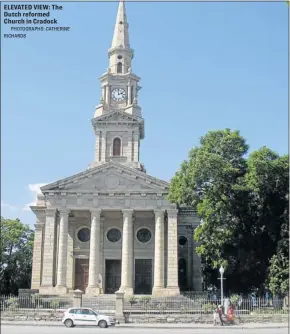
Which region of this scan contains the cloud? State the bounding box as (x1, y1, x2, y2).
(1, 200, 18, 211)
(22, 183, 48, 211)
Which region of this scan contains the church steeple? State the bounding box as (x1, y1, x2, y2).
(89, 1, 145, 171)
(108, 0, 133, 75)
(111, 1, 130, 49)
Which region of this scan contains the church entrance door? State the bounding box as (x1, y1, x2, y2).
(178, 258, 188, 291)
(134, 259, 152, 294)
(105, 260, 121, 294)
(74, 258, 89, 292)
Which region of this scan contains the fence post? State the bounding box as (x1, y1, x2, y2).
(73, 289, 83, 307)
(115, 292, 125, 323)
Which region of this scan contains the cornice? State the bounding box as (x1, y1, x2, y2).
(44, 191, 169, 197)
(41, 161, 170, 193)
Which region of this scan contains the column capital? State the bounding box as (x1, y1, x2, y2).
(46, 208, 57, 217)
(58, 208, 71, 216)
(167, 209, 178, 218)
(154, 209, 165, 219)
(122, 209, 134, 218)
(34, 223, 45, 230)
(90, 209, 102, 217)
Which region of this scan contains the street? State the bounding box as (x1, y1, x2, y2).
(1, 326, 288, 334)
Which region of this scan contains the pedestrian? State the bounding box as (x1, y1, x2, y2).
(227, 303, 235, 323)
(218, 304, 224, 326)
(213, 303, 218, 326)
(251, 293, 257, 307)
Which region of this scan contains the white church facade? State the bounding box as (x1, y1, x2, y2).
(30, 1, 202, 296)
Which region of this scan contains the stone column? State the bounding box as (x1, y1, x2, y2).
(99, 216, 105, 293)
(118, 209, 134, 295)
(94, 131, 101, 162)
(31, 220, 45, 289)
(166, 209, 180, 296)
(127, 131, 133, 162)
(66, 217, 75, 290)
(106, 85, 110, 105)
(127, 83, 131, 106)
(152, 210, 166, 296)
(40, 209, 57, 294)
(55, 209, 70, 293)
(101, 131, 107, 162)
(86, 209, 101, 295)
(133, 131, 139, 162)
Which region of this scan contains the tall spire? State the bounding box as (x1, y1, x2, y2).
(111, 1, 130, 49)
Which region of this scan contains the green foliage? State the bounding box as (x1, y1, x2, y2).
(50, 299, 60, 310)
(230, 294, 240, 306)
(0, 217, 34, 295)
(202, 302, 215, 313)
(168, 129, 289, 294)
(268, 254, 289, 296)
(6, 297, 19, 311)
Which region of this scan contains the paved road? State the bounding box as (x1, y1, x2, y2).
(1, 326, 288, 334)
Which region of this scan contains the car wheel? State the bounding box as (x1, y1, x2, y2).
(98, 320, 108, 328)
(64, 319, 74, 328)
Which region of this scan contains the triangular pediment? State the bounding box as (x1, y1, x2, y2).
(93, 110, 143, 124)
(41, 162, 169, 195)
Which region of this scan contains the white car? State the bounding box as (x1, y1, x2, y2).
(62, 307, 115, 328)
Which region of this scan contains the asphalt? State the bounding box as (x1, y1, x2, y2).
(1, 321, 288, 329)
(1, 324, 289, 334)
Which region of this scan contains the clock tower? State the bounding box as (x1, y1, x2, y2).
(89, 1, 145, 171)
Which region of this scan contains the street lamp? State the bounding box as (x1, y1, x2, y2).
(219, 266, 225, 306)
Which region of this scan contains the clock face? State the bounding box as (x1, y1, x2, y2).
(111, 88, 126, 102)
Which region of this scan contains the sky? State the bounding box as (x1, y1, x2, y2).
(1, 1, 288, 227)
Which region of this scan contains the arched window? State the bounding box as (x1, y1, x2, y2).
(117, 62, 122, 73)
(113, 137, 121, 156)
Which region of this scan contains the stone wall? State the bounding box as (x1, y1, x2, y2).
(124, 313, 289, 324)
(1, 310, 288, 324)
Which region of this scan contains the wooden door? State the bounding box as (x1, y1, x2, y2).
(74, 258, 89, 292)
(105, 260, 121, 294)
(134, 259, 152, 294)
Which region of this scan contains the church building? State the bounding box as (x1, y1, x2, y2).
(30, 1, 202, 296)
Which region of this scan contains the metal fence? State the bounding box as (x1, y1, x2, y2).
(82, 296, 116, 315)
(0, 294, 288, 318)
(0, 295, 74, 313)
(123, 296, 289, 315)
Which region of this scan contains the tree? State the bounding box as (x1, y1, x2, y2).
(0, 217, 34, 295)
(268, 253, 289, 297)
(168, 129, 289, 294)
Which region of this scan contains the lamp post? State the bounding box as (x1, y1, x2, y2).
(219, 266, 225, 306)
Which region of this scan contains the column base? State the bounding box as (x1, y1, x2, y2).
(85, 286, 101, 296)
(117, 287, 134, 296)
(39, 286, 58, 295)
(152, 287, 167, 297)
(54, 286, 69, 294)
(165, 286, 180, 296)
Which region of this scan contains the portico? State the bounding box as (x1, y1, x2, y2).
(32, 184, 180, 297)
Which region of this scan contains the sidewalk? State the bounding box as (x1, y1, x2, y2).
(1, 320, 288, 329)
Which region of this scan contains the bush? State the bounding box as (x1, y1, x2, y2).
(50, 299, 60, 310)
(6, 297, 19, 311)
(202, 302, 215, 313)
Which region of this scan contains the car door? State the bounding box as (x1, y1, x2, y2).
(81, 309, 98, 325)
(71, 308, 83, 325)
